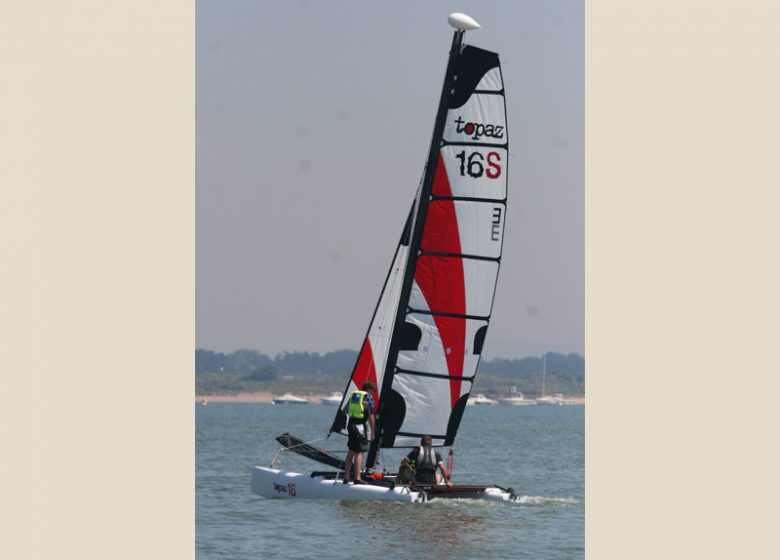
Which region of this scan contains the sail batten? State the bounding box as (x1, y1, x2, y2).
(419, 252, 501, 262)
(442, 141, 509, 147)
(394, 369, 478, 382)
(432, 196, 508, 203)
(406, 309, 491, 321)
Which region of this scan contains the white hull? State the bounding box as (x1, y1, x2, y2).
(251, 466, 423, 502)
(467, 393, 498, 406)
(535, 395, 581, 406)
(499, 397, 537, 406)
(251, 466, 517, 502)
(272, 393, 310, 405)
(320, 392, 343, 405)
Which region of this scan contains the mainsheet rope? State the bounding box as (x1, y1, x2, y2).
(268, 434, 330, 467)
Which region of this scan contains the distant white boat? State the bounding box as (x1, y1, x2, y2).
(536, 393, 580, 406)
(535, 353, 555, 405)
(272, 393, 310, 405)
(320, 392, 343, 406)
(499, 388, 536, 406)
(467, 393, 498, 406)
(555, 394, 580, 406)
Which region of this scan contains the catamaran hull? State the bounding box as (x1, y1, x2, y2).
(251, 466, 517, 502)
(251, 467, 424, 502)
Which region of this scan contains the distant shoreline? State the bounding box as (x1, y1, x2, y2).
(195, 393, 585, 405)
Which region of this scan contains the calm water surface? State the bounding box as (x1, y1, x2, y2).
(196, 403, 583, 560)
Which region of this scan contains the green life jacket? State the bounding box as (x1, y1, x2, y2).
(347, 390, 368, 420)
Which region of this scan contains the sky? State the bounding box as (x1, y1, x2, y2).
(196, 0, 583, 359)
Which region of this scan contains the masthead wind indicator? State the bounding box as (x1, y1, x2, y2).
(448, 13, 480, 31)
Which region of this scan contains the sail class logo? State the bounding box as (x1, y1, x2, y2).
(272, 482, 297, 496)
(454, 117, 504, 140)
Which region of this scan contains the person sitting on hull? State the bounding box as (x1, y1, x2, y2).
(399, 435, 453, 487)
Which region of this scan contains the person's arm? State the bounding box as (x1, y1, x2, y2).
(368, 412, 376, 440)
(438, 461, 453, 487)
(400, 448, 415, 467)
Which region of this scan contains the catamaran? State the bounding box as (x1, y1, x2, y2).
(252, 13, 514, 502)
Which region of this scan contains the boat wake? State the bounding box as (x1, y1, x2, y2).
(515, 495, 580, 506)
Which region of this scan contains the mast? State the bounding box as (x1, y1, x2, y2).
(367, 17, 477, 469)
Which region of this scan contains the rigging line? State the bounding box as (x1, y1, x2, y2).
(268, 446, 283, 468)
(278, 435, 330, 452)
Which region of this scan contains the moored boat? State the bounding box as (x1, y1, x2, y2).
(499, 395, 537, 406)
(467, 393, 498, 405)
(319, 392, 343, 406)
(272, 393, 310, 405)
(499, 386, 537, 405)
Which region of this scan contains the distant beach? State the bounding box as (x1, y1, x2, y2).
(195, 393, 585, 405)
(197, 392, 273, 403)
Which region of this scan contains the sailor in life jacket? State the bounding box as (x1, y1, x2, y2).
(399, 435, 453, 487)
(340, 381, 376, 484)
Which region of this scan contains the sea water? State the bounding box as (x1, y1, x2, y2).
(196, 403, 584, 560)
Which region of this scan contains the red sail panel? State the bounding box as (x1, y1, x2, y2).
(422, 155, 460, 253)
(351, 338, 379, 410)
(431, 150, 453, 198)
(415, 154, 466, 408)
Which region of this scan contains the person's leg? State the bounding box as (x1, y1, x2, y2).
(344, 450, 355, 481)
(353, 452, 363, 481)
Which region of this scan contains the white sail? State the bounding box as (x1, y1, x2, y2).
(373, 43, 508, 451)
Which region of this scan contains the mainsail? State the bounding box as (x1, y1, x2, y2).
(331, 29, 507, 467)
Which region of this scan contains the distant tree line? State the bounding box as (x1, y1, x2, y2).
(196, 349, 361, 378)
(196, 348, 584, 390)
(478, 352, 584, 377)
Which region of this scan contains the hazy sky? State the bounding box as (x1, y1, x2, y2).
(196, 0, 583, 359)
